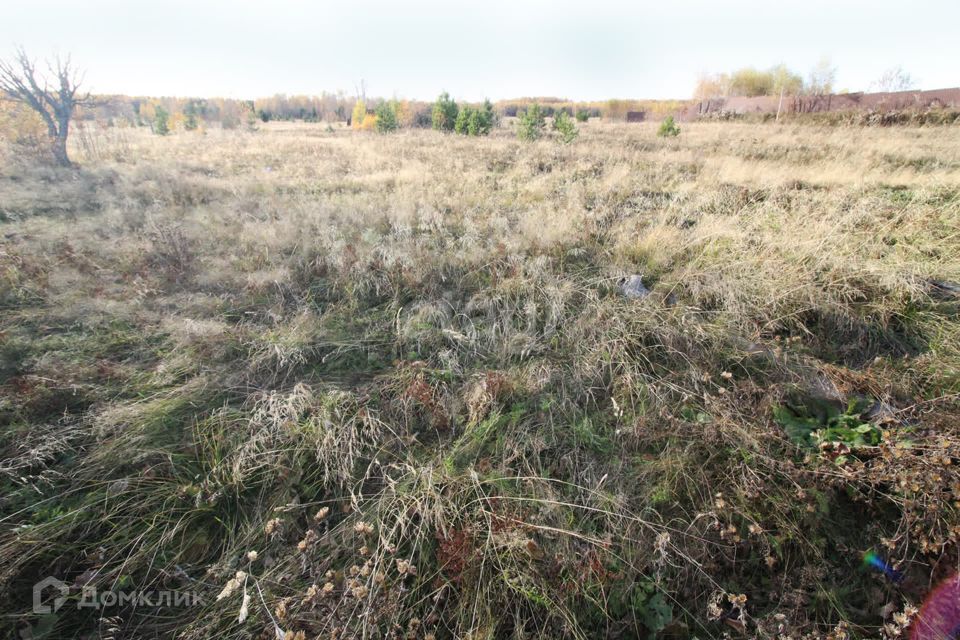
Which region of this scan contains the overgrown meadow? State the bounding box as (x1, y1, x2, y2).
(1, 119, 959, 639)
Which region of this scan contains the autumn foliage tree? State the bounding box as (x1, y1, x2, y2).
(0, 48, 90, 166)
(694, 64, 804, 99)
(351, 100, 366, 130)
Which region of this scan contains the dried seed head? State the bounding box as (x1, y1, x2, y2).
(216, 571, 247, 601)
(354, 521, 375, 535)
(302, 584, 319, 604)
(264, 518, 282, 537)
(351, 585, 369, 599)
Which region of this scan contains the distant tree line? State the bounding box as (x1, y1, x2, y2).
(495, 97, 687, 122)
(71, 96, 259, 132)
(254, 93, 353, 123)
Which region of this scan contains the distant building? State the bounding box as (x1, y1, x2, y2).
(626, 111, 646, 122)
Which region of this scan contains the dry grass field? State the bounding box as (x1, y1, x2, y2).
(1, 119, 959, 639)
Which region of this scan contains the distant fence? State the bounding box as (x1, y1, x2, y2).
(676, 87, 960, 121)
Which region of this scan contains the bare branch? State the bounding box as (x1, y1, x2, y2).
(0, 47, 86, 166)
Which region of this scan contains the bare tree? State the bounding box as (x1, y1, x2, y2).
(0, 48, 90, 166)
(874, 66, 917, 93)
(806, 57, 837, 96)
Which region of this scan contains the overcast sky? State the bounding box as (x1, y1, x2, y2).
(4, 0, 958, 101)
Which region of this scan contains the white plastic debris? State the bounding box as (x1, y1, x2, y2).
(619, 275, 650, 299)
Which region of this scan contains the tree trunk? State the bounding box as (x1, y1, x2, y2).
(52, 117, 71, 167)
(51, 135, 70, 166)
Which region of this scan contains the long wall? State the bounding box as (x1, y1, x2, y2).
(676, 87, 960, 121)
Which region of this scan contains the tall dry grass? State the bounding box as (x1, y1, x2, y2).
(0, 119, 958, 639)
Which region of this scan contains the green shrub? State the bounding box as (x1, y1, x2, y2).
(375, 101, 399, 133)
(553, 110, 578, 144)
(575, 108, 590, 123)
(451, 99, 496, 136)
(657, 115, 680, 137)
(184, 103, 199, 131)
(517, 103, 545, 141)
(154, 106, 169, 136)
(432, 91, 458, 132)
(467, 109, 482, 135)
(454, 105, 472, 135)
(245, 109, 259, 131)
(478, 99, 496, 134)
